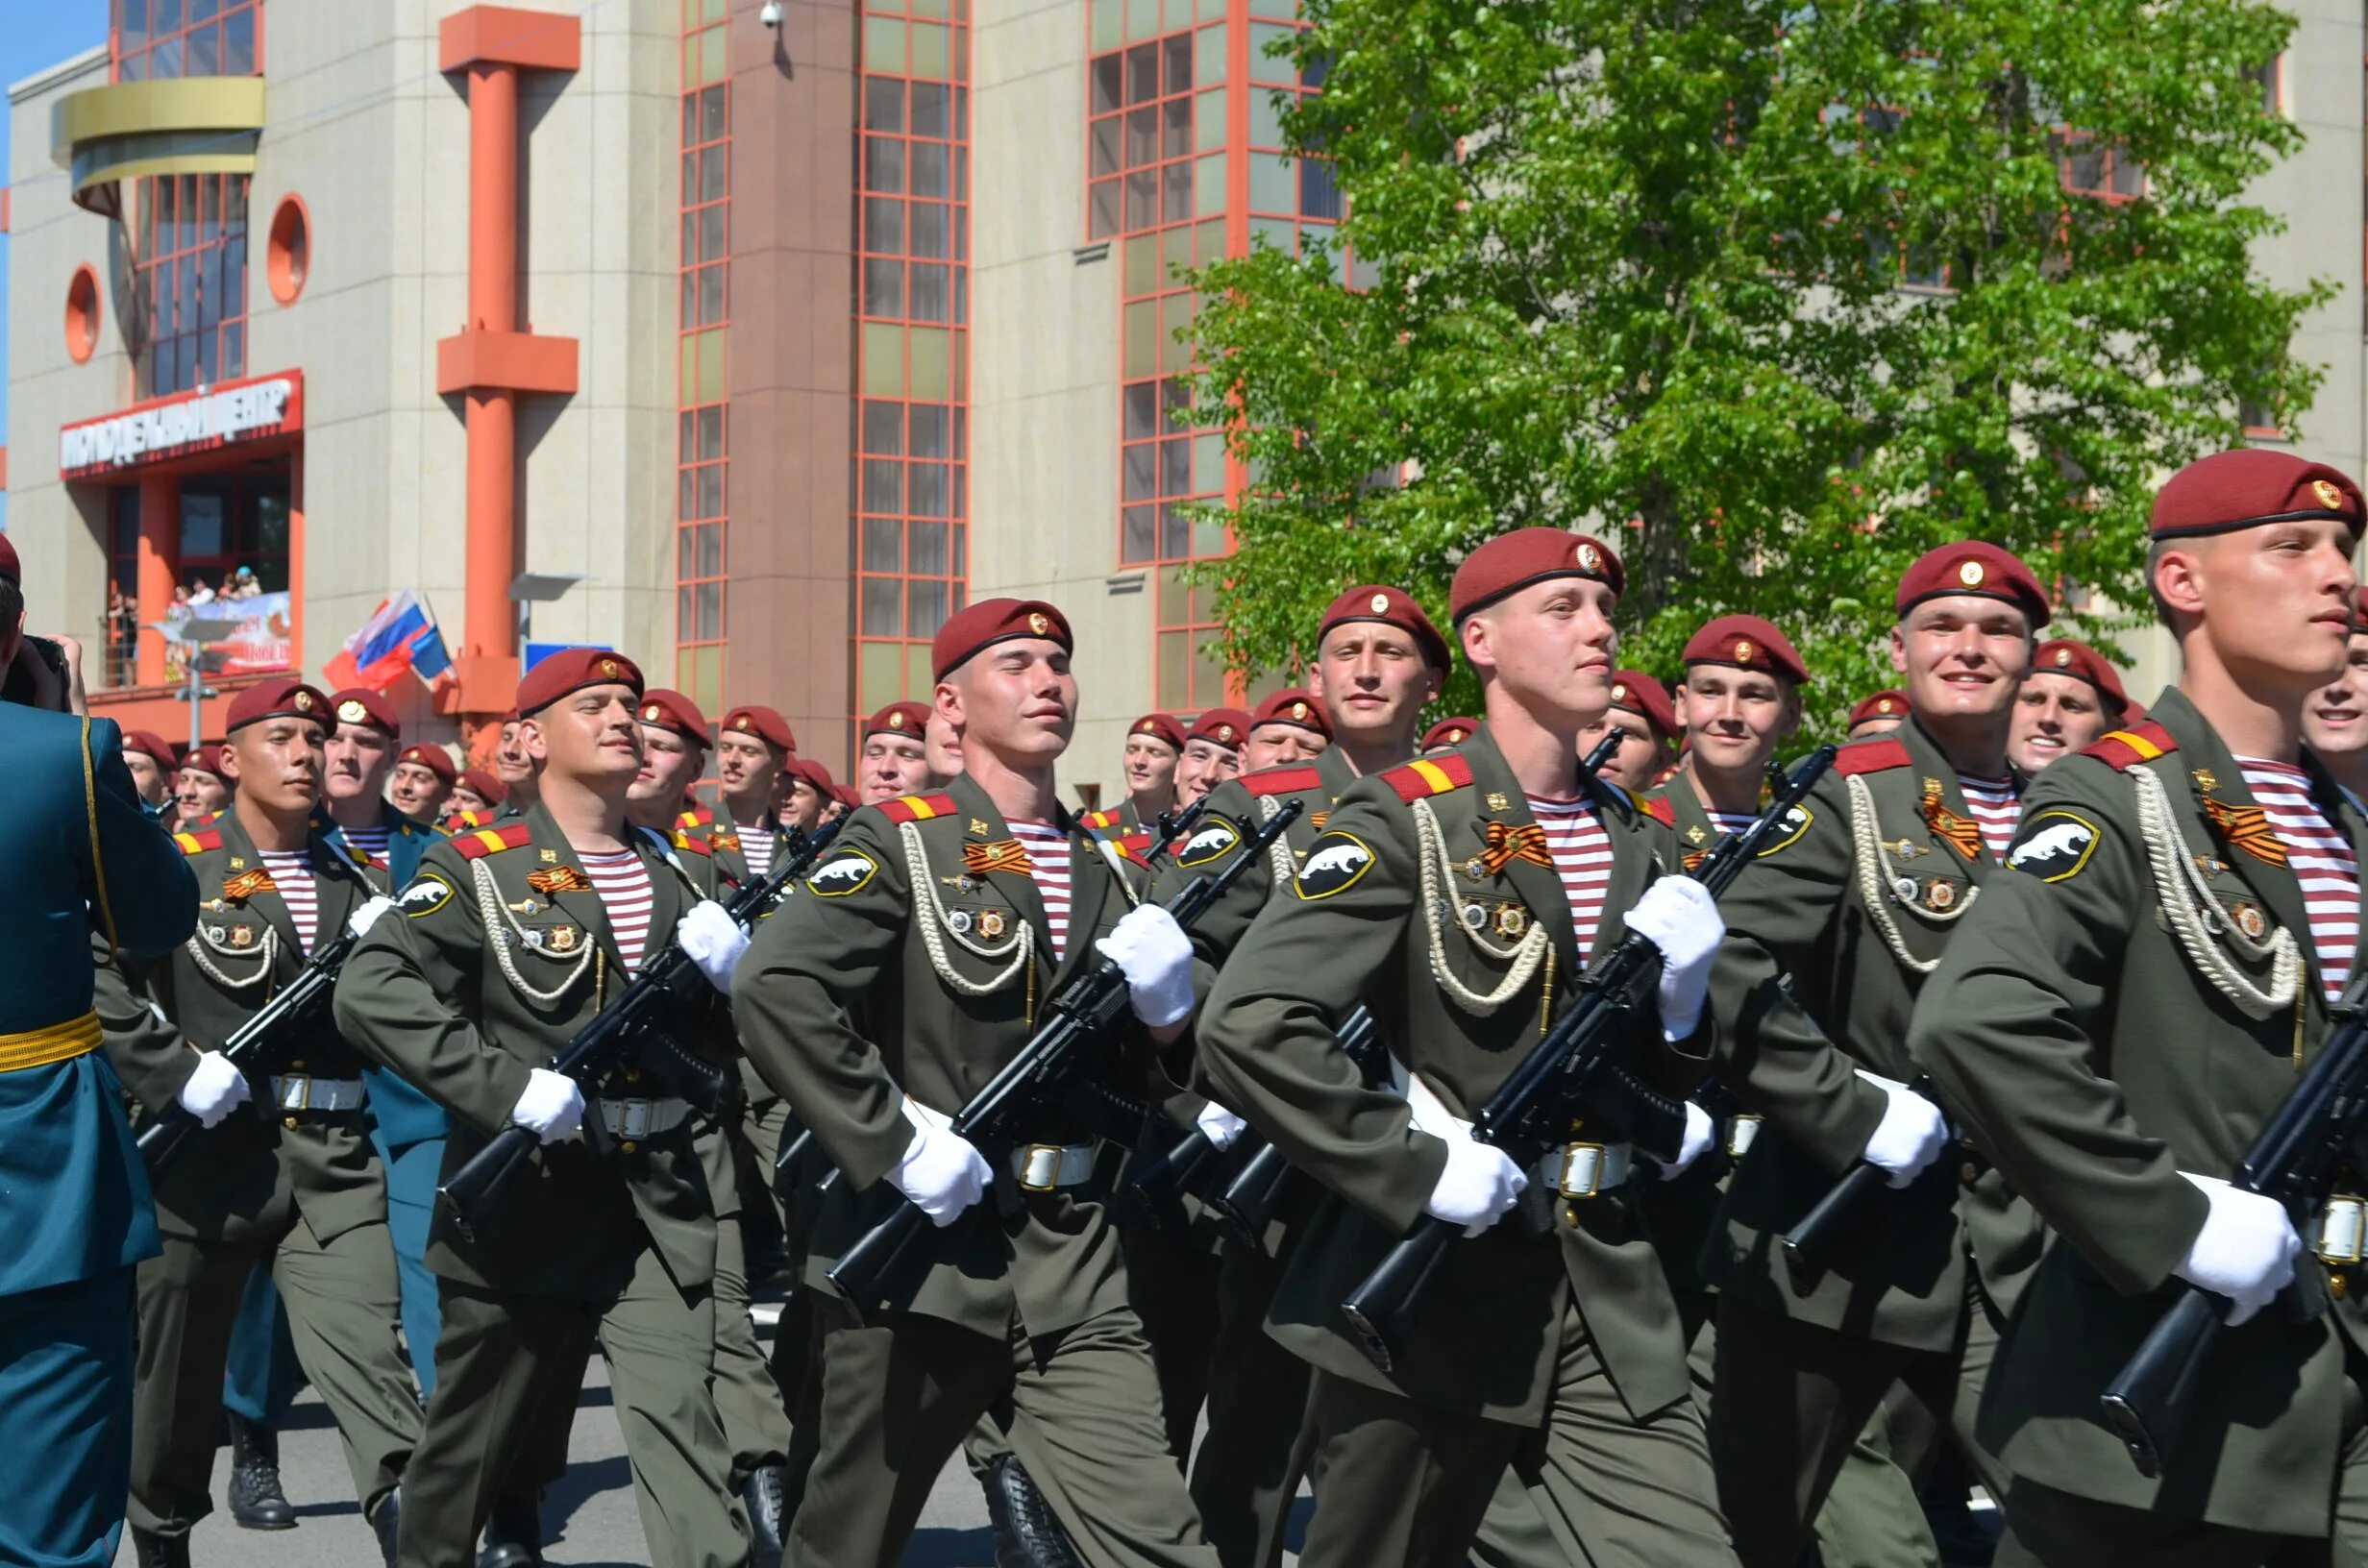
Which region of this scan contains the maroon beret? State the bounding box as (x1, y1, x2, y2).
(516, 649, 643, 718)
(1422, 716, 1480, 750)
(792, 757, 836, 792)
(1606, 671, 1677, 743)
(931, 597, 1073, 681)
(329, 687, 399, 738)
(1187, 707, 1252, 751)
(721, 704, 795, 754)
(121, 729, 176, 770)
(1848, 689, 1909, 729)
(1450, 528, 1624, 625)
(456, 768, 506, 805)
(636, 688, 711, 747)
(832, 784, 859, 807)
(181, 745, 227, 781)
(1126, 712, 1186, 751)
(396, 744, 458, 785)
(864, 700, 932, 741)
(2030, 640, 2130, 713)
(225, 677, 333, 734)
(0, 534, 19, 585)
(1682, 614, 1810, 685)
(2356, 587, 2368, 630)
(1894, 542, 2051, 629)
(1318, 584, 1452, 671)
(2152, 449, 2365, 541)
(1251, 688, 1332, 739)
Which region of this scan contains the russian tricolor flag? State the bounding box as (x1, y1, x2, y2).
(323, 590, 453, 693)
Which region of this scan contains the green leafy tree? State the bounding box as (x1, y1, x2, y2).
(1182, 0, 2325, 724)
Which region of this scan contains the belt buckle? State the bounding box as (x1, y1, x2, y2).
(617, 1098, 654, 1140)
(2318, 1195, 2367, 1265)
(1018, 1144, 1065, 1193)
(278, 1074, 311, 1112)
(1726, 1114, 1762, 1160)
(1557, 1142, 1607, 1200)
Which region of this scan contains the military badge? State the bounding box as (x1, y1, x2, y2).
(399, 874, 456, 917)
(231, 924, 257, 948)
(2314, 478, 2346, 511)
(1462, 902, 1488, 930)
(337, 698, 368, 723)
(528, 867, 595, 895)
(1486, 793, 1509, 814)
(1957, 559, 1986, 587)
(2006, 810, 2100, 883)
(1295, 832, 1375, 900)
(948, 910, 974, 935)
(977, 909, 1007, 941)
(206, 924, 228, 943)
(2231, 903, 2269, 942)
(1894, 876, 1921, 904)
(1756, 803, 1814, 858)
(549, 926, 580, 953)
(1924, 879, 1958, 912)
(1369, 592, 1391, 614)
(1495, 905, 1528, 939)
(1028, 612, 1050, 636)
(1175, 817, 1242, 869)
(808, 848, 880, 897)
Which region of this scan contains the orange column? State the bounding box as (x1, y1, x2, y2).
(136, 473, 179, 687)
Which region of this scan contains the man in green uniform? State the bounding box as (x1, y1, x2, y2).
(1241, 689, 1331, 772)
(1846, 691, 1909, 742)
(101, 679, 422, 1567)
(1912, 449, 2368, 1564)
(174, 746, 232, 827)
(387, 743, 457, 825)
(1198, 527, 1734, 1568)
(1146, 583, 1448, 1568)
(2007, 640, 2130, 776)
(1583, 672, 1677, 793)
(123, 728, 178, 818)
(1702, 543, 2053, 1568)
(1177, 708, 1251, 805)
(333, 649, 752, 1568)
(856, 699, 936, 805)
(732, 598, 1222, 1568)
(1421, 717, 1480, 755)
(1121, 713, 1186, 832)
(2306, 590, 2368, 804)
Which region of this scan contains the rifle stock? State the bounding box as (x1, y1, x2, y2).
(1339, 747, 1837, 1374)
(438, 820, 840, 1244)
(1778, 1073, 1939, 1266)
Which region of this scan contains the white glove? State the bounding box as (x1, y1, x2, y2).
(177, 1051, 251, 1128)
(1648, 1100, 1716, 1182)
(1423, 1135, 1529, 1237)
(347, 895, 395, 939)
(2173, 1173, 2299, 1327)
(1856, 1069, 1947, 1188)
(890, 1108, 993, 1227)
(1195, 1101, 1247, 1151)
(509, 1067, 585, 1145)
(677, 900, 752, 995)
(1624, 876, 1724, 1039)
(1095, 904, 1196, 1029)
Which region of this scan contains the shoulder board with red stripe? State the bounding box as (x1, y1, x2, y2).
(1834, 738, 1912, 777)
(1117, 831, 1155, 866)
(877, 792, 960, 825)
(173, 828, 222, 857)
(670, 828, 713, 857)
(1079, 806, 1124, 831)
(1245, 764, 1324, 797)
(2081, 722, 2178, 772)
(1381, 753, 1474, 802)
(438, 809, 489, 835)
(676, 804, 715, 829)
(1642, 795, 1676, 827)
(451, 822, 535, 860)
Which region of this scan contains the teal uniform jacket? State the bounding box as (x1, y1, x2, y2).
(0, 708, 197, 1297)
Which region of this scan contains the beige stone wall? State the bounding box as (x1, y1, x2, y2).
(971, 0, 1147, 807)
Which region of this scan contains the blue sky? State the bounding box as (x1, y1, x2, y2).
(0, 4, 109, 528)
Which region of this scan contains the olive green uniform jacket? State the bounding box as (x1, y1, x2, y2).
(1910, 688, 2368, 1537)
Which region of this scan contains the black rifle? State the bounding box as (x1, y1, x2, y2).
(439, 821, 840, 1243)
(773, 798, 1214, 1188)
(1779, 1073, 1944, 1267)
(1130, 733, 1628, 1220)
(1202, 1004, 1384, 1246)
(825, 799, 1304, 1321)
(2099, 968, 2368, 1478)
(136, 928, 362, 1177)
(1339, 745, 1838, 1374)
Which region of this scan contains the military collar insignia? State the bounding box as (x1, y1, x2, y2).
(971, 819, 991, 836)
(1485, 792, 1510, 814)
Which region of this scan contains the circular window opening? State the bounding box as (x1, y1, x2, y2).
(64, 265, 100, 364)
(267, 195, 310, 306)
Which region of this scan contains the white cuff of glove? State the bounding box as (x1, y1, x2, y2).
(2173, 1172, 2299, 1327)
(1855, 1069, 1947, 1188)
(891, 1100, 992, 1226)
(509, 1066, 585, 1145)
(1648, 1101, 1716, 1182)
(677, 899, 752, 995)
(347, 895, 395, 939)
(1623, 876, 1724, 1040)
(1095, 904, 1196, 1029)
(1194, 1101, 1247, 1151)
(177, 1050, 251, 1128)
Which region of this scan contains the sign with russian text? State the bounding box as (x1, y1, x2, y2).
(59, 371, 305, 478)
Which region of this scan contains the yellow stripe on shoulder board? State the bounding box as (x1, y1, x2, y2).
(174, 832, 202, 854)
(472, 828, 510, 854)
(2103, 728, 2162, 761)
(1408, 758, 1456, 795)
(905, 796, 940, 820)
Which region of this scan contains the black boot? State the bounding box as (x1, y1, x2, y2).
(131, 1530, 192, 1568)
(477, 1490, 545, 1568)
(226, 1411, 297, 1530)
(981, 1455, 1085, 1568)
(743, 1462, 788, 1568)
(369, 1486, 403, 1568)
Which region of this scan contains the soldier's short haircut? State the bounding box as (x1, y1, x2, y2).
(2145, 538, 2180, 628)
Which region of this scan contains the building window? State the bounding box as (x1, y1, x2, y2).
(854, 2, 972, 715)
(131, 174, 250, 398)
(175, 469, 291, 598)
(676, 1, 731, 715)
(114, 0, 262, 82)
(2054, 130, 2145, 205)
